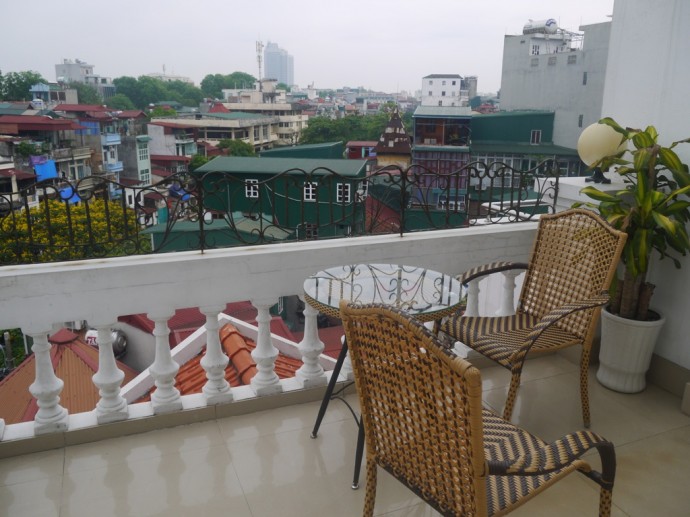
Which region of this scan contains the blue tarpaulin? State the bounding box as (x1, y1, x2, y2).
(34, 160, 58, 181)
(59, 186, 80, 204)
(169, 184, 191, 201)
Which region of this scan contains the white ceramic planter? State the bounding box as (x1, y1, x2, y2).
(597, 308, 665, 393)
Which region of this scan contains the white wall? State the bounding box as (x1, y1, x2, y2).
(602, 0, 690, 370)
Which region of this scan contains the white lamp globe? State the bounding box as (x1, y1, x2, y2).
(577, 123, 626, 166)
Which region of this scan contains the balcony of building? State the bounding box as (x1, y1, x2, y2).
(104, 160, 124, 174)
(0, 167, 689, 515)
(0, 224, 688, 516)
(101, 133, 122, 147)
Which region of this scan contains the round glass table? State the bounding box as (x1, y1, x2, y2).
(304, 263, 463, 488)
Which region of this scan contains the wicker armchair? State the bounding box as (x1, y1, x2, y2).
(439, 209, 626, 427)
(340, 300, 617, 517)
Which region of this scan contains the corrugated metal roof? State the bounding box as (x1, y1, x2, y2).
(470, 142, 578, 155)
(413, 106, 474, 118)
(413, 145, 470, 153)
(196, 156, 369, 177)
(422, 74, 462, 79)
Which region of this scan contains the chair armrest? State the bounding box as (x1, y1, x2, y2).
(525, 292, 609, 343)
(487, 430, 616, 489)
(458, 261, 529, 285)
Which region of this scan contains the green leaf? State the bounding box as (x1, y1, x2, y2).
(659, 147, 684, 174)
(633, 148, 651, 172)
(599, 117, 629, 137)
(632, 131, 655, 149)
(652, 212, 677, 235)
(579, 186, 618, 202)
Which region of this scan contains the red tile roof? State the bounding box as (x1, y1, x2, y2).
(0, 115, 83, 132)
(115, 110, 147, 119)
(139, 323, 302, 400)
(0, 168, 36, 181)
(53, 104, 111, 112)
(0, 329, 139, 424)
(208, 103, 230, 113)
(148, 121, 196, 129)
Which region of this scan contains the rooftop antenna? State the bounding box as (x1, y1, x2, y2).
(256, 41, 264, 91)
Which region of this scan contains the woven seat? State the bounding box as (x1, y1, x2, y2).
(439, 209, 627, 426)
(340, 301, 617, 517)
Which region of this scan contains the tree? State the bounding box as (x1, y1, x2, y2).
(188, 154, 210, 172)
(218, 139, 256, 156)
(0, 71, 45, 101)
(0, 198, 148, 265)
(200, 72, 257, 99)
(277, 82, 291, 92)
(299, 113, 393, 145)
(68, 81, 103, 105)
(107, 93, 136, 110)
(149, 106, 177, 118)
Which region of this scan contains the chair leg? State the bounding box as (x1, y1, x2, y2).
(598, 488, 613, 517)
(580, 347, 592, 428)
(352, 421, 365, 489)
(502, 370, 522, 421)
(363, 462, 377, 517)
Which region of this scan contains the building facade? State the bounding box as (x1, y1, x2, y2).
(264, 42, 294, 86)
(54, 59, 116, 100)
(499, 21, 611, 149)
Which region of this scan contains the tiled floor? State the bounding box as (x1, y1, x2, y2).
(1, 355, 689, 516)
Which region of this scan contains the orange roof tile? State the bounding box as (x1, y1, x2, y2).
(0, 329, 140, 424)
(139, 323, 302, 401)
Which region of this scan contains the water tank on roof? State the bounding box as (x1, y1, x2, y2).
(85, 329, 127, 358)
(523, 18, 558, 35)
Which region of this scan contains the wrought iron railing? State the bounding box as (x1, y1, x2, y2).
(0, 160, 561, 265)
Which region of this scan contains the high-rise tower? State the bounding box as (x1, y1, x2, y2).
(264, 42, 294, 86)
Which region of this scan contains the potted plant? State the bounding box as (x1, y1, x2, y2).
(575, 117, 690, 392)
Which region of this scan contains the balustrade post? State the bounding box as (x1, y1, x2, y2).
(27, 331, 69, 434)
(250, 298, 283, 396)
(339, 335, 355, 381)
(92, 325, 128, 424)
(464, 279, 481, 317)
(199, 306, 233, 404)
(496, 270, 521, 316)
(148, 311, 182, 414)
(296, 297, 327, 388)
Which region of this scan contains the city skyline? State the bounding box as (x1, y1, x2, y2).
(2, 0, 613, 95)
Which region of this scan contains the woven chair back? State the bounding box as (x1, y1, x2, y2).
(340, 301, 488, 516)
(519, 209, 626, 339)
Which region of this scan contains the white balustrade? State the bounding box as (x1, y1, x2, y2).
(464, 279, 481, 317)
(250, 299, 283, 396)
(199, 306, 233, 404)
(92, 325, 129, 424)
(339, 335, 354, 381)
(296, 298, 327, 388)
(0, 223, 538, 443)
(27, 331, 69, 434)
(148, 311, 182, 413)
(496, 270, 522, 316)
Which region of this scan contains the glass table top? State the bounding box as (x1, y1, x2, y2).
(303, 263, 463, 322)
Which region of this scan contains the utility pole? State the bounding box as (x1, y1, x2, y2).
(256, 41, 264, 91)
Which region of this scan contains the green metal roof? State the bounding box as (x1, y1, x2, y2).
(195, 156, 369, 176)
(413, 106, 474, 118)
(473, 110, 554, 118)
(259, 141, 345, 159)
(470, 141, 578, 156)
(142, 215, 292, 242)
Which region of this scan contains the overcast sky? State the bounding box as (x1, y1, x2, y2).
(2, 0, 614, 95)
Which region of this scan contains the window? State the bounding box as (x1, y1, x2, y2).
(254, 127, 260, 140)
(438, 100, 443, 106)
(531, 58, 539, 67)
(357, 180, 369, 199)
(428, 91, 432, 96)
(337, 183, 351, 203)
(138, 145, 149, 161)
(530, 130, 542, 144)
(452, 80, 456, 85)
(304, 181, 317, 202)
(583, 72, 588, 85)
(568, 54, 577, 64)
(451, 91, 456, 97)
(578, 114, 584, 128)
(245, 179, 259, 198)
(442, 80, 446, 85)
(263, 126, 269, 139)
(429, 80, 433, 85)
(140, 168, 150, 185)
(531, 45, 540, 55)
(548, 56, 557, 66)
(304, 223, 318, 239)
(441, 91, 446, 96)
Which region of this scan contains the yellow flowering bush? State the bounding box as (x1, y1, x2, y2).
(0, 198, 150, 265)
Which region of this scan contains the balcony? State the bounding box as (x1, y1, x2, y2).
(105, 161, 123, 173)
(101, 133, 122, 147)
(0, 224, 689, 516)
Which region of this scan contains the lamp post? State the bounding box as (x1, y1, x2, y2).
(577, 122, 627, 184)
